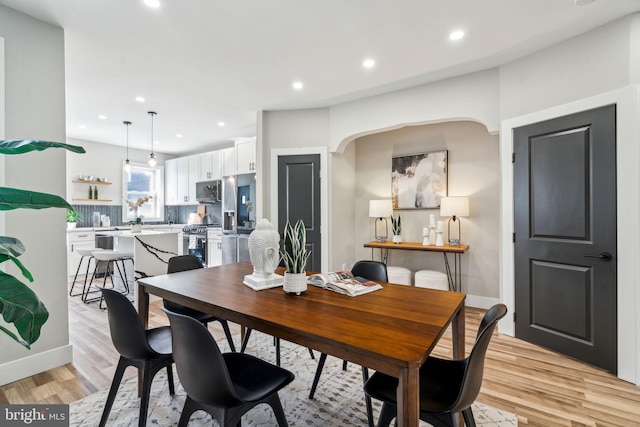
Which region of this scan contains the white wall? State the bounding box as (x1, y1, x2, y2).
(66, 138, 174, 205)
(0, 5, 71, 385)
(260, 13, 640, 384)
(352, 122, 500, 304)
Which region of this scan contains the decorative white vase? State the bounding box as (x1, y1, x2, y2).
(67, 222, 77, 229)
(283, 271, 307, 295)
(392, 234, 403, 244)
(131, 223, 142, 233)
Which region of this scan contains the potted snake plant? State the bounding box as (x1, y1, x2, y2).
(280, 219, 311, 295)
(391, 214, 402, 243)
(0, 139, 85, 349)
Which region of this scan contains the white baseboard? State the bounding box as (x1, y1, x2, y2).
(465, 294, 500, 310)
(0, 344, 73, 386)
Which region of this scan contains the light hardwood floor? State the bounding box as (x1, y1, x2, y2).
(1, 285, 639, 426)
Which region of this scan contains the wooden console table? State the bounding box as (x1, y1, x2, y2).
(364, 241, 469, 292)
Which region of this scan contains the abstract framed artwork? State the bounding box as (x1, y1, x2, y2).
(391, 150, 448, 209)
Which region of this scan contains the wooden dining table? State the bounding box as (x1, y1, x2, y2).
(137, 262, 466, 427)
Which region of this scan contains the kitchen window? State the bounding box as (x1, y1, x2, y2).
(122, 162, 165, 223)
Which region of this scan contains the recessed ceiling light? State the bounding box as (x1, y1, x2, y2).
(144, 0, 161, 8)
(449, 30, 465, 41)
(362, 59, 375, 68)
(218, 122, 226, 127)
(135, 96, 145, 103)
(176, 133, 183, 138)
(78, 125, 86, 129)
(292, 81, 304, 90)
(154, 140, 160, 145)
(98, 115, 107, 120)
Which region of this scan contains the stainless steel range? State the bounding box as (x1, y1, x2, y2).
(182, 224, 222, 267)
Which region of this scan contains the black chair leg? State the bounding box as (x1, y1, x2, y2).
(99, 357, 129, 427)
(376, 402, 396, 427)
(138, 362, 153, 427)
(308, 352, 328, 399)
(218, 320, 236, 352)
(275, 337, 281, 366)
(265, 392, 289, 427)
(166, 364, 175, 395)
(308, 348, 315, 359)
(177, 396, 200, 427)
(240, 328, 253, 353)
(343, 360, 348, 371)
(462, 407, 476, 427)
(362, 367, 374, 427)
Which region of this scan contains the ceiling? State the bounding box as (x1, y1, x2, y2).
(2, 0, 639, 155)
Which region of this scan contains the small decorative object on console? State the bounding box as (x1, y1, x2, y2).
(391, 214, 402, 243)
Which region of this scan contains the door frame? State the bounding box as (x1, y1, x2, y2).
(270, 147, 329, 273)
(500, 85, 640, 385)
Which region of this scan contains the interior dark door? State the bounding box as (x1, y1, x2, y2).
(513, 104, 617, 372)
(278, 154, 321, 272)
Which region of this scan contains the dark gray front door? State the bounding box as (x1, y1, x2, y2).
(278, 154, 321, 272)
(513, 104, 617, 372)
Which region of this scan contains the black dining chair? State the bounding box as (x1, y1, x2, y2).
(164, 308, 295, 427)
(364, 303, 508, 427)
(309, 260, 388, 427)
(165, 255, 236, 352)
(99, 288, 175, 427)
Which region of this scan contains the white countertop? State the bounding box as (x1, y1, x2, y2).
(94, 229, 179, 237)
(68, 224, 186, 233)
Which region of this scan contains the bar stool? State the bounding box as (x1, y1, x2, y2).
(85, 250, 135, 308)
(69, 248, 105, 299)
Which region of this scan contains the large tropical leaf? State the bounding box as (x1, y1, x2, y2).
(0, 139, 85, 155)
(0, 271, 49, 349)
(0, 236, 33, 281)
(0, 187, 72, 211)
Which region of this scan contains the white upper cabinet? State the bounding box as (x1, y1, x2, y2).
(222, 147, 236, 177)
(165, 158, 179, 205)
(170, 155, 199, 205)
(235, 137, 256, 174)
(199, 150, 222, 181)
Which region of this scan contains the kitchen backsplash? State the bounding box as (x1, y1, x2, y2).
(70, 205, 221, 228)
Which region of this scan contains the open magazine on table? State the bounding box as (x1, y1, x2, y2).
(306, 270, 383, 297)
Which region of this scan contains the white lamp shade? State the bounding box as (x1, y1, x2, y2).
(369, 199, 393, 218)
(440, 197, 469, 217)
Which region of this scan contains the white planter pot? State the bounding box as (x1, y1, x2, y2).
(392, 234, 403, 243)
(67, 222, 77, 229)
(131, 224, 143, 233)
(283, 272, 307, 295)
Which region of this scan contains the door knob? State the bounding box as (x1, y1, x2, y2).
(584, 252, 612, 261)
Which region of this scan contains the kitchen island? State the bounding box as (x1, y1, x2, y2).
(94, 229, 180, 300)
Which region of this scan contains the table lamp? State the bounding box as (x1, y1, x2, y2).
(440, 196, 469, 246)
(369, 199, 393, 242)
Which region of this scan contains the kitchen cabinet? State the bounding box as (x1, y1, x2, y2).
(235, 137, 256, 174)
(67, 230, 95, 277)
(208, 234, 222, 267)
(222, 147, 236, 177)
(199, 150, 222, 181)
(174, 155, 199, 205)
(165, 159, 179, 205)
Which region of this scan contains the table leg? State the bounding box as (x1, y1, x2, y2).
(137, 283, 150, 329)
(452, 303, 465, 360)
(396, 365, 420, 426)
(443, 253, 454, 291)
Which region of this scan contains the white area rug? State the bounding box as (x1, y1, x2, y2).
(70, 332, 517, 426)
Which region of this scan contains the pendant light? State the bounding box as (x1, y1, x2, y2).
(148, 111, 157, 167)
(123, 120, 132, 172)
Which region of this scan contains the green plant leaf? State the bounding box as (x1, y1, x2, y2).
(0, 271, 49, 349)
(0, 187, 72, 212)
(0, 139, 85, 155)
(0, 237, 33, 282)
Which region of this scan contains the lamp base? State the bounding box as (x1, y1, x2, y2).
(375, 236, 388, 242)
(449, 238, 460, 247)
